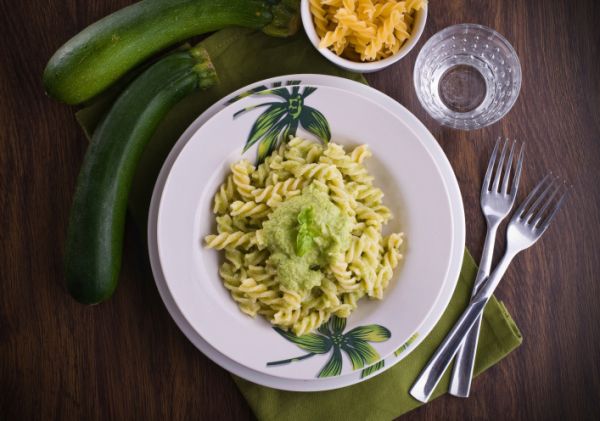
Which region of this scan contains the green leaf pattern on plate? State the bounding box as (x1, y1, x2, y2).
(394, 332, 419, 357)
(234, 82, 332, 163)
(360, 360, 385, 379)
(267, 316, 392, 378)
(358, 332, 421, 378)
(318, 347, 343, 377)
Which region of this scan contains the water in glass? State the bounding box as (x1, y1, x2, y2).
(414, 24, 522, 130)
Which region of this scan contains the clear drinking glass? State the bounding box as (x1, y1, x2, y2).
(414, 24, 522, 130)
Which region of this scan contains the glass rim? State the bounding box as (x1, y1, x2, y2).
(413, 23, 522, 130)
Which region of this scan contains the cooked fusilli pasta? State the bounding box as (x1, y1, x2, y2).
(204, 139, 404, 336)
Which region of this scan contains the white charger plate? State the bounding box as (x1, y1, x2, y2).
(149, 74, 465, 391)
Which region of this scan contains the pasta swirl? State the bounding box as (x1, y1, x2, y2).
(205, 138, 404, 335)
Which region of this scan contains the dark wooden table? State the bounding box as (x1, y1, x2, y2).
(2, 0, 599, 419)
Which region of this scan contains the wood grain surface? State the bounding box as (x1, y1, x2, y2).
(1, 0, 599, 419)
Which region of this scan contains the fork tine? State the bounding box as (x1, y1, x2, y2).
(511, 144, 525, 196)
(492, 138, 509, 192)
(483, 138, 501, 192)
(532, 181, 564, 227)
(524, 177, 558, 223)
(501, 139, 517, 194)
(514, 174, 552, 219)
(539, 189, 568, 232)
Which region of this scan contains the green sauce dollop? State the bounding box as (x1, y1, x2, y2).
(262, 183, 352, 292)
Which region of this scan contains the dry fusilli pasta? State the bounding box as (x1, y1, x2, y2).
(311, 0, 426, 61)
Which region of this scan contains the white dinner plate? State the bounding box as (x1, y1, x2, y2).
(157, 84, 453, 379)
(149, 74, 465, 390)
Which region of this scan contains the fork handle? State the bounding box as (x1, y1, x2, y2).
(409, 291, 489, 402)
(409, 252, 516, 403)
(477, 218, 500, 279)
(448, 220, 500, 397)
(448, 313, 483, 397)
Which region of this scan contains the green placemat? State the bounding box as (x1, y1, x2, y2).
(76, 27, 522, 421)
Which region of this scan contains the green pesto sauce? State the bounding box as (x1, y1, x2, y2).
(262, 183, 352, 292)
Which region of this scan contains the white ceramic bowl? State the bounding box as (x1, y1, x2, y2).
(300, 0, 428, 73)
(156, 81, 458, 381)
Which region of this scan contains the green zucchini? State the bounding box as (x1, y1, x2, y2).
(65, 45, 217, 304)
(43, 0, 298, 105)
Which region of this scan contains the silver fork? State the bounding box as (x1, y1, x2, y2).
(410, 175, 568, 403)
(449, 138, 524, 397)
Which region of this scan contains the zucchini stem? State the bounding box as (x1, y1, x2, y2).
(189, 45, 218, 89)
(263, 0, 300, 37)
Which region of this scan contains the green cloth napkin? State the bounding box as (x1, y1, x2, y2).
(76, 27, 522, 421)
